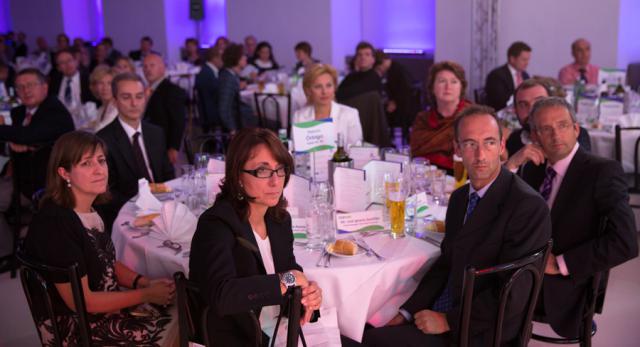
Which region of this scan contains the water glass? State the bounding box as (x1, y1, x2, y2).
(306, 181, 335, 250)
(194, 152, 210, 172)
(430, 169, 447, 206)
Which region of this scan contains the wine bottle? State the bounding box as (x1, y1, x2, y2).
(331, 133, 350, 163)
(614, 78, 625, 98)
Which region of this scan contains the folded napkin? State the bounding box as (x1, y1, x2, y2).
(154, 200, 198, 243)
(135, 178, 163, 216)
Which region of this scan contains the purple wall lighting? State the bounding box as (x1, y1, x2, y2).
(202, 0, 227, 46)
(0, 0, 11, 32)
(60, 0, 104, 41)
(362, 0, 435, 52)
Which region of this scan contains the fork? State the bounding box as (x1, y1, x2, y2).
(316, 249, 328, 267)
(324, 253, 331, 268)
(357, 239, 385, 261)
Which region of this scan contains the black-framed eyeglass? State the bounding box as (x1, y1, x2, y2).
(242, 166, 288, 179)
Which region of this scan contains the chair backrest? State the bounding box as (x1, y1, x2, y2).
(16, 251, 92, 347)
(614, 125, 640, 191)
(458, 239, 552, 347)
(474, 87, 488, 105)
(174, 271, 209, 347)
(341, 91, 393, 147)
(253, 92, 291, 132)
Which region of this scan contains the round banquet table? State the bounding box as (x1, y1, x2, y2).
(589, 128, 640, 173)
(112, 198, 440, 342)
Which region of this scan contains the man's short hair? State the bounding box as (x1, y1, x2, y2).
(528, 96, 577, 130)
(514, 78, 551, 102)
(16, 67, 47, 84)
(294, 41, 312, 56)
(571, 38, 589, 53)
(355, 41, 374, 54)
(454, 104, 502, 141)
(507, 41, 532, 59)
(101, 37, 114, 47)
(205, 46, 222, 62)
(111, 72, 145, 96)
(141, 36, 153, 44)
(222, 44, 244, 68)
(55, 47, 78, 61)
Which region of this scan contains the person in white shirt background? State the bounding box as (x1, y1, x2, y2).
(293, 63, 363, 148)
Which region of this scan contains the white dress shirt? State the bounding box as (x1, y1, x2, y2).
(57, 71, 82, 108)
(118, 117, 155, 181)
(93, 102, 118, 132)
(252, 229, 280, 337)
(292, 101, 363, 147)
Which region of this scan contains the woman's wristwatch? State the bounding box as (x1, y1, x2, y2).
(279, 272, 296, 289)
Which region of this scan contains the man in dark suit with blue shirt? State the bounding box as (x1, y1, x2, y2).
(485, 41, 531, 111)
(363, 105, 551, 346)
(520, 97, 638, 338)
(195, 47, 223, 133)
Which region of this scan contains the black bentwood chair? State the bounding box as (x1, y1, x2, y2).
(16, 251, 92, 347)
(174, 271, 210, 347)
(458, 239, 552, 347)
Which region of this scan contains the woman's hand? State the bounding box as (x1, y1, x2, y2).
(142, 278, 175, 306)
(300, 281, 322, 325)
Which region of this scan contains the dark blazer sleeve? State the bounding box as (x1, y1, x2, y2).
(562, 160, 638, 277)
(163, 83, 187, 150)
(485, 66, 513, 111)
(190, 214, 283, 316)
(217, 71, 239, 131)
(446, 186, 551, 337)
(578, 126, 591, 152)
(0, 99, 74, 144)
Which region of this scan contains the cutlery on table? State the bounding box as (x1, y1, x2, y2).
(157, 240, 182, 255)
(356, 239, 385, 261)
(316, 249, 328, 267)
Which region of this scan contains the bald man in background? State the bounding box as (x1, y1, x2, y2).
(558, 38, 599, 85)
(142, 53, 187, 164)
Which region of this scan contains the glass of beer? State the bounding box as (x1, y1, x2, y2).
(453, 154, 467, 189)
(388, 176, 407, 239)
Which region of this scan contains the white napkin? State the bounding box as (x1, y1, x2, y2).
(154, 201, 197, 243)
(135, 178, 162, 216)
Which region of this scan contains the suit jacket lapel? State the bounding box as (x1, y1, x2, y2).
(141, 122, 159, 181)
(456, 168, 511, 242)
(112, 121, 139, 177)
(550, 148, 587, 224)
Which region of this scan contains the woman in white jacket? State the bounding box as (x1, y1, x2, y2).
(292, 64, 363, 147)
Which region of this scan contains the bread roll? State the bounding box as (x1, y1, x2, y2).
(332, 239, 358, 255)
(133, 213, 160, 227)
(149, 183, 171, 193)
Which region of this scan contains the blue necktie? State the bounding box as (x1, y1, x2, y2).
(432, 192, 481, 312)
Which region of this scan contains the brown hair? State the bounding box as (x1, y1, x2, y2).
(426, 61, 468, 107)
(302, 64, 338, 102)
(222, 43, 244, 68)
(295, 41, 312, 56)
(218, 128, 293, 221)
(111, 72, 145, 96)
(507, 41, 532, 59)
(42, 131, 110, 209)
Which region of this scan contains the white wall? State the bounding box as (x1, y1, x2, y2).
(226, 0, 333, 71)
(9, 0, 64, 50)
(617, 0, 640, 69)
(163, 0, 197, 64)
(102, 0, 167, 58)
(498, 0, 620, 77)
(330, 0, 362, 71)
(434, 0, 472, 75)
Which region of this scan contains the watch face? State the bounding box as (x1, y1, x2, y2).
(283, 272, 296, 286)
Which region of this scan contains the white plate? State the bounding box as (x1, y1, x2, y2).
(325, 242, 365, 258)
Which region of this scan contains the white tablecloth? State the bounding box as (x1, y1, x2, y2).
(589, 128, 640, 173)
(112, 201, 440, 342)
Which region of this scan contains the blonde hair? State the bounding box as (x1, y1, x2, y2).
(89, 65, 114, 86)
(302, 64, 338, 103)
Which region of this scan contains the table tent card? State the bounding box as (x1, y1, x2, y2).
(207, 158, 225, 174)
(349, 145, 380, 169)
(363, 160, 402, 204)
(336, 210, 385, 234)
(598, 68, 627, 90)
(384, 152, 410, 165)
(291, 218, 308, 239)
(599, 98, 625, 127)
(576, 96, 599, 124)
(291, 118, 336, 182)
(333, 166, 369, 212)
(283, 174, 312, 216)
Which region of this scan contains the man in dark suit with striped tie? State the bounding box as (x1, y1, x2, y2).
(0, 68, 73, 264)
(97, 72, 174, 227)
(519, 97, 637, 338)
(363, 105, 551, 346)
